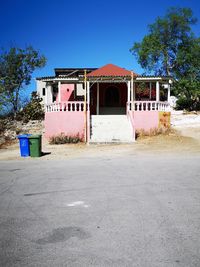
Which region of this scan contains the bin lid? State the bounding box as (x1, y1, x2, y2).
(17, 134, 32, 138)
(28, 134, 42, 139)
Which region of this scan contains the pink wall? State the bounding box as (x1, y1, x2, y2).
(56, 84, 75, 102)
(45, 112, 85, 139)
(133, 111, 159, 131)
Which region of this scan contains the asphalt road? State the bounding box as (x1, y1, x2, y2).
(0, 152, 200, 267)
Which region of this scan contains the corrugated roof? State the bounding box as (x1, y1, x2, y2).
(55, 68, 97, 77)
(87, 64, 137, 77)
(36, 76, 56, 80)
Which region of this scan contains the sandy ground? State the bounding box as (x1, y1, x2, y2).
(0, 113, 199, 161)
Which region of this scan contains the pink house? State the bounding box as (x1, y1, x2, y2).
(36, 64, 172, 143)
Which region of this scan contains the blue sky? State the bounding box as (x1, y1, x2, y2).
(0, 0, 200, 95)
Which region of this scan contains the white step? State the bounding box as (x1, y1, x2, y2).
(90, 115, 134, 143)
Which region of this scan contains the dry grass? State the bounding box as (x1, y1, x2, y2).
(136, 126, 174, 139)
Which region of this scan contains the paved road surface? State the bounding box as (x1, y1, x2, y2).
(0, 152, 200, 266)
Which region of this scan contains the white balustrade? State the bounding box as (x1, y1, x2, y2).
(46, 101, 85, 112)
(127, 101, 170, 112)
(46, 101, 170, 113)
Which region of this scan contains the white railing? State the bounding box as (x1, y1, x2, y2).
(46, 101, 85, 112)
(127, 101, 170, 112)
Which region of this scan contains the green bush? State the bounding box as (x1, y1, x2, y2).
(16, 92, 44, 122)
(176, 97, 192, 111)
(175, 97, 200, 111)
(49, 133, 82, 144)
(173, 79, 200, 111)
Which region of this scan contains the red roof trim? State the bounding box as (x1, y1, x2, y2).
(87, 63, 138, 77)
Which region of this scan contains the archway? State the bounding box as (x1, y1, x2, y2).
(105, 86, 120, 107)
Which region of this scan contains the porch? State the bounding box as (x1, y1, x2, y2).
(45, 100, 170, 143)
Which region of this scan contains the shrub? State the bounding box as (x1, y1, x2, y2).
(16, 92, 44, 122)
(173, 79, 200, 111)
(0, 120, 6, 134)
(175, 96, 200, 111)
(49, 133, 82, 144)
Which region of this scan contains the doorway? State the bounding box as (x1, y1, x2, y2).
(105, 86, 120, 107)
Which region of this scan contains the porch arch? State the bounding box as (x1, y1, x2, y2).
(105, 86, 120, 107)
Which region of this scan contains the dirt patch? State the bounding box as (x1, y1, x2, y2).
(0, 113, 199, 161)
(135, 130, 200, 154)
(0, 128, 199, 161)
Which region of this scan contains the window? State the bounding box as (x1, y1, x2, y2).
(42, 88, 45, 96)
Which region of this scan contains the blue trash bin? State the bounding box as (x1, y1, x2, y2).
(17, 134, 31, 157)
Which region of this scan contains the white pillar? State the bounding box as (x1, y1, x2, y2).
(131, 81, 134, 111)
(167, 83, 170, 102)
(58, 81, 61, 102)
(127, 81, 131, 112)
(97, 83, 99, 115)
(131, 73, 134, 102)
(84, 70, 87, 143)
(46, 84, 53, 105)
(149, 82, 152, 100)
(50, 86, 53, 103)
(156, 81, 160, 102)
(46, 85, 49, 105)
(87, 81, 90, 144)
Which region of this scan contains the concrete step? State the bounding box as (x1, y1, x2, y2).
(90, 115, 134, 143)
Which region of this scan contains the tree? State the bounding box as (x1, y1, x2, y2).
(16, 92, 44, 122)
(175, 37, 200, 80)
(0, 46, 46, 115)
(130, 7, 199, 78)
(130, 7, 200, 110)
(173, 79, 200, 111)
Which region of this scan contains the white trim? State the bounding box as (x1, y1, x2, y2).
(87, 80, 130, 83)
(45, 101, 85, 112)
(38, 77, 79, 82)
(136, 77, 162, 81)
(128, 101, 170, 112)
